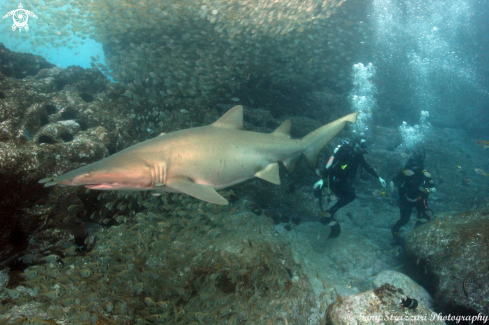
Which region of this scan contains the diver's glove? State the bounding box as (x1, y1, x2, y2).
(429, 187, 436, 193)
(379, 177, 386, 188)
(314, 179, 324, 190)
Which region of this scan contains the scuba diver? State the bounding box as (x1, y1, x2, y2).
(390, 149, 436, 246)
(313, 137, 386, 239)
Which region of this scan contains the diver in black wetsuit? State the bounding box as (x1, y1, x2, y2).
(313, 137, 386, 239)
(390, 150, 436, 246)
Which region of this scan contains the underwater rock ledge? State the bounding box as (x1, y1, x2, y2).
(0, 43, 55, 79)
(0, 44, 134, 266)
(325, 284, 444, 325)
(403, 208, 489, 317)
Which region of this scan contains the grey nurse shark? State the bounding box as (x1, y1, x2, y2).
(41, 106, 357, 205)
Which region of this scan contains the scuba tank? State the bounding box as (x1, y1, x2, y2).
(314, 139, 352, 211)
(326, 145, 341, 169)
(326, 138, 353, 171)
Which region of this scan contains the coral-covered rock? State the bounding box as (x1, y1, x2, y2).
(326, 284, 444, 325)
(1, 201, 317, 324)
(373, 270, 433, 309)
(403, 209, 489, 317)
(0, 45, 134, 266)
(0, 43, 55, 79)
(35, 120, 81, 144)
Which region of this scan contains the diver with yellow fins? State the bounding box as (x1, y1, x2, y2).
(313, 137, 386, 239)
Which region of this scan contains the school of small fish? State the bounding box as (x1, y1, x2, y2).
(6, 0, 367, 130)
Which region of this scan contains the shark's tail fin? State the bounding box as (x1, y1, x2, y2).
(301, 112, 358, 168)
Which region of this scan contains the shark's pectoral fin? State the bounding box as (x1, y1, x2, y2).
(255, 163, 281, 185)
(166, 177, 229, 205)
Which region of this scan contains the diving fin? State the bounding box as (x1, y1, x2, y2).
(327, 221, 341, 240)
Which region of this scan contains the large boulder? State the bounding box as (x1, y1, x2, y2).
(0, 44, 134, 266)
(0, 43, 55, 79)
(325, 284, 444, 325)
(403, 208, 489, 317)
(372, 270, 433, 309)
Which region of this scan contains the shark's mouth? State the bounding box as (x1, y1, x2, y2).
(84, 183, 148, 190)
(85, 184, 121, 190)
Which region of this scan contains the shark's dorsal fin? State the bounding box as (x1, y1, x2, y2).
(165, 177, 229, 205)
(255, 162, 281, 185)
(272, 119, 291, 138)
(212, 105, 244, 130)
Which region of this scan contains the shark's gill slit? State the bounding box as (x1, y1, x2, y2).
(148, 165, 156, 188)
(159, 163, 166, 185)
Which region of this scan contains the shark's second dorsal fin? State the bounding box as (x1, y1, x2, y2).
(212, 105, 244, 130)
(272, 119, 291, 138)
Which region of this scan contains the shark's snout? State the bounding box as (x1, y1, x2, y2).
(54, 171, 90, 186)
(53, 160, 154, 190)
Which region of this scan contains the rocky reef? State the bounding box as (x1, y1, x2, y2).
(0, 43, 55, 79)
(0, 43, 133, 266)
(372, 270, 433, 310)
(403, 208, 489, 318)
(1, 43, 489, 324)
(0, 195, 319, 324)
(325, 284, 444, 325)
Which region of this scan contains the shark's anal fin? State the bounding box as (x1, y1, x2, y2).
(255, 162, 281, 185)
(272, 119, 291, 138)
(211, 105, 243, 130)
(283, 155, 300, 173)
(165, 177, 229, 205)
